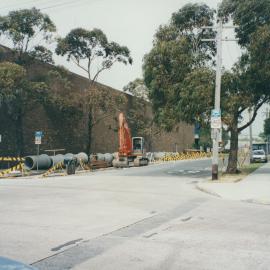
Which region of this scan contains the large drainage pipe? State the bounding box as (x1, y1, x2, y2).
(25, 152, 89, 170)
(24, 154, 52, 170)
(75, 152, 88, 164)
(51, 154, 65, 166)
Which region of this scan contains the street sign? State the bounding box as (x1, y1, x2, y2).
(35, 137, 42, 145)
(35, 131, 43, 145)
(35, 131, 43, 137)
(211, 109, 221, 118)
(211, 109, 222, 129)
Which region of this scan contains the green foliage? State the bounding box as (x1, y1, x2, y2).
(56, 27, 132, 82)
(143, 3, 216, 131)
(123, 78, 149, 100)
(219, 0, 270, 46)
(42, 69, 83, 118)
(0, 8, 56, 63)
(178, 68, 215, 125)
(0, 61, 47, 114)
(0, 62, 26, 113)
(29, 45, 54, 64)
(144, 1, 270, 131)
(144, 1, 270, 173)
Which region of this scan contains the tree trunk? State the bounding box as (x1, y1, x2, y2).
(15, 112, 24, 156)
(86, 111, 93, 155)
(226, 121, 239, 174)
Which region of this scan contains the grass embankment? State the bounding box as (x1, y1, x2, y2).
(218, 162, 264, 183)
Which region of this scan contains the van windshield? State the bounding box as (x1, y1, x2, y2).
(253, 150, 265, 155)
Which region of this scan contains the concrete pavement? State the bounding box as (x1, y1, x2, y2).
(1, 159, 270, 270)
(0, 161, 208, 264)
(197, 162, 270, 204)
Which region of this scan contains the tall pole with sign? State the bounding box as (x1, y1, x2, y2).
(35, 131, 43, 172)
(202, 10, 239, 180)
(212, 19, 222, 180)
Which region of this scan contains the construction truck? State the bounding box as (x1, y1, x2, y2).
(112, 112, 149, 168)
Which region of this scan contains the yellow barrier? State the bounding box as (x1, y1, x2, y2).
(160, 152, 211, 162)
(0, 163, 24, 178)
(41, 161, 65, 178)
(0, 157, 25, 162)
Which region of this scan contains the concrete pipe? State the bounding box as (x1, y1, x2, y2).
(64, 153, 74, 159)
(75, 152, 88, 164)
(104, 153, 114, 164)
(51, 154, 64, 166)
(153, 152, 166, 160)
(97, 153, 105, 161)
(24, 154, 52, 170)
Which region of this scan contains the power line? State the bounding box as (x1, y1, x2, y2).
(40, 0, 90, 11)
(0, 0, 53, 10)
(0, 0, 83, 11)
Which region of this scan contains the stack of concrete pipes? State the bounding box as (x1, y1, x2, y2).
(24, 152, 89, 170)
(89, 153, 115, 165)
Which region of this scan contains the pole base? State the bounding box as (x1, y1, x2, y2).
(212, 164, 218, 180)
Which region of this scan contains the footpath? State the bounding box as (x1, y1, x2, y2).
(197, 162, 270, 205)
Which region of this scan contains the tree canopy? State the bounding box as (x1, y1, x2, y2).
(143, 1, 270, 173)
(56, 27, 132, 83)
(0, 8, 56, 63)
(143, 3, 216, 131)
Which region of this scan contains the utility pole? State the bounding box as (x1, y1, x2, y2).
(263, 107, 270, 155)
(249, 108, 253, 161)
(202, 14, 238, 180)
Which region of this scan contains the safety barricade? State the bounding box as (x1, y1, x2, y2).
(0, 163, 24, 178)
(160, 152, 210, 162)
(41, 161, 65, 178)
(0, 157, 25, 162)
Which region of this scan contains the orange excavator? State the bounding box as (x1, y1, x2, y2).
(112, 112, 149, 168)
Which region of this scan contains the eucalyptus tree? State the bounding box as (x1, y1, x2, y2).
(56, 28, 132, 153)
(143, 1, 270, 174)
(0, 7, 56, 64)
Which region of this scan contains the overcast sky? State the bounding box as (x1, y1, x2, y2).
(0, 0, 268, 136)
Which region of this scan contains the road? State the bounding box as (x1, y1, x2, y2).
(0, 159, 270, 270)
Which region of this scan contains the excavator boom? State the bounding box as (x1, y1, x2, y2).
(118, 112, 132, 156)
(113, 112, 149, 168)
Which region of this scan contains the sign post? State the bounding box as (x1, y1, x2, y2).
(35, 131, 43, 172)
(211, 109, 222, 180)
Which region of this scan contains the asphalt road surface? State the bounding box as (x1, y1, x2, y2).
(0, 159, 270, 270)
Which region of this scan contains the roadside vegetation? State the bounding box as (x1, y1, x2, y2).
(218, 162, 264, 183)
(139, 0, 270, 174)
(0, 8, 132, 155)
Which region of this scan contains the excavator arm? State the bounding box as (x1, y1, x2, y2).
(118, 112, 132, 156)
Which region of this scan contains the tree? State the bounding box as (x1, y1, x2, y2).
(0, 7, 56, 64)
(0, 62, 46, 155)
(56, 28, 132, 154)
(144, 4, 216, 132)
(219, 0, 270, 46)
(219, 0, 270, 172)
(143, 2, 270, 174)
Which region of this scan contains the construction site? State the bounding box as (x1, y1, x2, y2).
(0, 43, 204, 179)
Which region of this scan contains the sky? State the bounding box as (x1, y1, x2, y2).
(0, 0, 269, 137)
